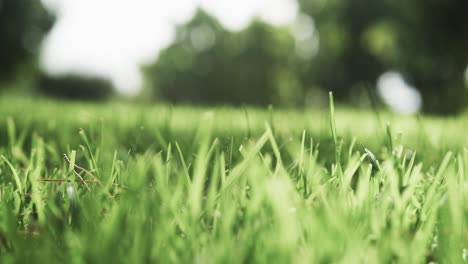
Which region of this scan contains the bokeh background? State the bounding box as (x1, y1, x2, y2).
(1, 0, 468, 115)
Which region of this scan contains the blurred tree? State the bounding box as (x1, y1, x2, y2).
(144, 9, 304, 106)
(389, 0, 468, 114)
(145, 2, 468, 113)
(300, 0, 468, 114)
(298, 0, 392, 102)
(0, 0, 55, 82)
(37, 72, 114, 101)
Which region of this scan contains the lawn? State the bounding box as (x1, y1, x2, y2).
(0, 94, 467, 263)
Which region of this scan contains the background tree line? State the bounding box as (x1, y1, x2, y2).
(1, 0, 468, 114)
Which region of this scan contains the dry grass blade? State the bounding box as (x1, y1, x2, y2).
(37, 178, 127, 189)
(63, 154, 102, 184)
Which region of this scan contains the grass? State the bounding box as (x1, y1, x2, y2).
(0, 94, 467, 263)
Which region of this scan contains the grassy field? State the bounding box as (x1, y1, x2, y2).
(0, 94, 467, 263)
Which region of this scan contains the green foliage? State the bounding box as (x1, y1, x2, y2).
(0, 96, 468, 262)
(37, 72, 114, 101)
(143, 2, 468, 114)
(299, 0, 390, 101)
(0, 0, 54, 82)
(144, 9, 304, 107)
(299, 0, 468, 114)
(388, 0, 468, 114)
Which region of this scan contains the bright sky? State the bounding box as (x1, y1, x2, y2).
(40, 0, 299, 95)
(377, 71, 422, 114)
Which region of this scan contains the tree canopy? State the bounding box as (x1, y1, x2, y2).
(143, 2, 468, 114)
(144, 9, 305, 107)
(299, 0, 468, 114)
(0, 0, 54, 81)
